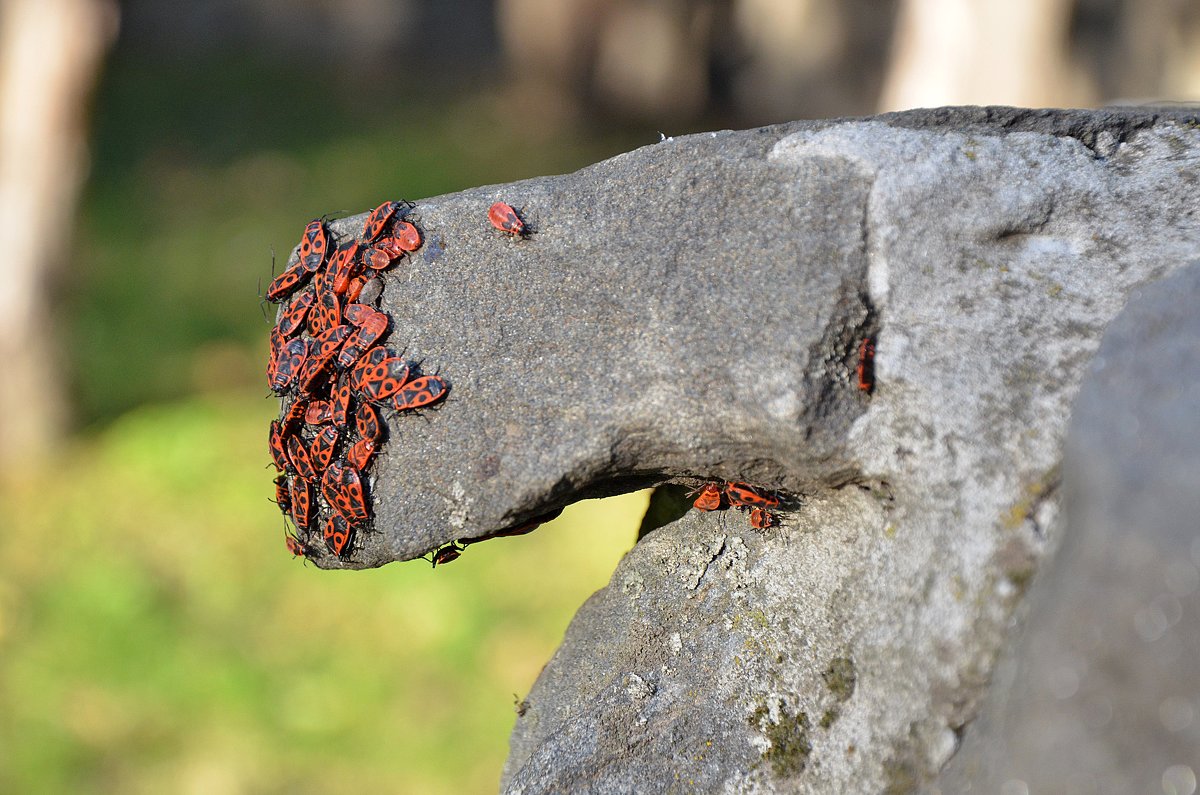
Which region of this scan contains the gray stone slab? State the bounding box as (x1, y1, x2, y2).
(935, 261, 1200, 794)
(277, 107, 1200, 791)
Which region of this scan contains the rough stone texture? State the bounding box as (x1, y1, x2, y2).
(291, 107, 1200, 791)
(935, 261, 1200, 794)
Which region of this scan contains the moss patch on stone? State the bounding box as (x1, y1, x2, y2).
(823, 656, 857, 702)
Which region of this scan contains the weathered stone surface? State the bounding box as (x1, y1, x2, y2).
(935, 261, 1200, 794)
(495, 108, 1199, 792)
(293, 107, 1200, 791)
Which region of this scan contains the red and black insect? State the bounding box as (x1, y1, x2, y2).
(488, 202, 527, 237)
(309, 425, 339, 471)
(269, 338, 310, 394)
(749, 507, 778, 529)
(725, 482, 780, 509)
(389, 375, 449, 411)
(272, 474, 291, 514)
(353, 354, 410, 402)
(362, 200, 412, 241)
(322, 461, 370, 524)
(355, 402, 384, 442)
(337, 311, 389, 369)
(297, 219, 330, 273)
(281, 398, 308, 431)
(266, 327, 284, 386)
(285, 531, 310, 559)
(288, 435, 319, 482)
(343, 303, 375, 327)
(327, 240, 362, 296)
(268, 420, 289, 471)
(346, 438, 376, 471)
(304, 400, 333, 426)
(289, 475, 314, 531)
(857, 337, 875, 393)
(343, 272, 373, 303)
(390, 221, 422, 252)
(298, 325, 350, 393)
(308, 283, 342, 337)
(361, 238, 402, 271)
(323, 513, 354, 557)
(690, 482, 724, 512)
(266, 262, 310, 302)
(331, 374, 354, 427)
(426, 541, 464, 567)
(276, 289, 315, 337)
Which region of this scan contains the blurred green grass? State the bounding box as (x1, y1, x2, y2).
(6, 55, 657, 792)
(0, 394, 645, 793)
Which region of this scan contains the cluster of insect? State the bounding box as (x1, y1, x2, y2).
(689, 481, 783, 528)
(265, 200, 530, 564)
(685, 335, 876, 528)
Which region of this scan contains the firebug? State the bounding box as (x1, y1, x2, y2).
(426, 541, 464, 567)
(724, 482, 780, 509)
(353, 355, 410, 401)
(326, 240, 361, 296)
(276, 289, 315, 337)
(361, 200, 412, 241)
(285, 531, 310, 559)
(272, 474, 291, 514)
(304, 400, 333, 426)
(281, 398, 308, 431)
(389, 375, 449, 411)
(321, 461, 370, 524)
(857, 337, 875, 393)
(362, 239, 402, 271)
(343, 272, 372, 303)
(297, 219, 330, 273)
(355, 402, 384, 442)
(342, 303, 381, 328)
(289, 475, 314, 530)
(270, 338, 310, 394)
(346, 438, 376, 471)
(331, 374, 354, 427)
(488, 202, 527, 237)
(308, 283, 342, 337)
(298, 325, 350, 393)
(268, 421, 289, 471)
(266, 327, 284, 386)
(390, 221, 422, 251)
(323, 513, 354, 557)
(337, 311, 389, 369)
(266, 262, 310, 302)
(309, 425, 339, 471)
(749, 507, 777, 529)
(690, 483, 724, 512)
(287, 435, 318, 482)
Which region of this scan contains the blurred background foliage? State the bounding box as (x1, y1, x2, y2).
(1, 0, 1198, 792)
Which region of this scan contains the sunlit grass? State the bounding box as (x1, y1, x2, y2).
(0, 394, 646, 794)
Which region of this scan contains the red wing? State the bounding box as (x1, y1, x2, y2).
(266, 263, 309, 302)
(389, 375, 448, 411)
(357, 358, 410, 401)
(287, 436, 318, 482)
(355, 403, 383, 441)
(289, 476, 313, 529)
(346, 438, 376, 471)
(277, 289, 314, 336)
(310, 425, 339, 471)
(323, 514, 353, 556)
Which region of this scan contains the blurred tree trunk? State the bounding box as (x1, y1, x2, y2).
(0, 0, 116, 470)
(878, 0, 1084, 111)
